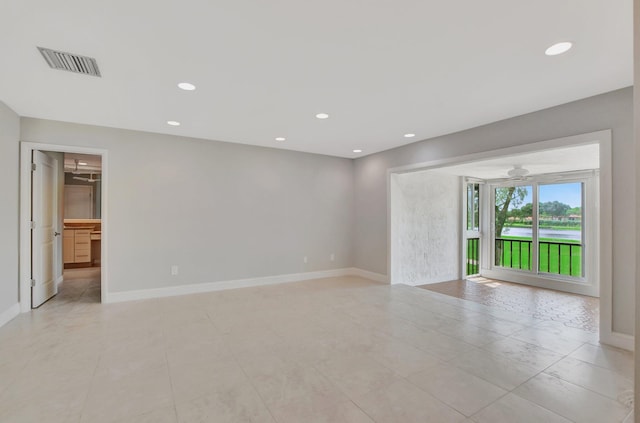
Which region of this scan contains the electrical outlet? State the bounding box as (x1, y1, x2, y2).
(330, 253, 335, 261)
(171, 265, 179, 276)
(303, 256, 308, 264)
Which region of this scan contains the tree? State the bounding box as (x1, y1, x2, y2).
(495, 187, 528, 238)
(494, 186, 528, 265)
(539, 201, 570, 218)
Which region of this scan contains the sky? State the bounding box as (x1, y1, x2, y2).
(507, 182, 582, 209)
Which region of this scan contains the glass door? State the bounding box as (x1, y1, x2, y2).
(465, 182, 481, 276)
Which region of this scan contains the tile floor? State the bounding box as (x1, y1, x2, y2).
(0, 269, 633, 422)
(420, 277, 600, 332)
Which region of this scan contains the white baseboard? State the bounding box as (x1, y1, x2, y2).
(0, 303, 20, 329)
(349, 268, 389, 283)
(600, 331, 634, 352)
(107, 268, 359, 303)
(56, 275, 64, 288)
(106, 267, 392, 304)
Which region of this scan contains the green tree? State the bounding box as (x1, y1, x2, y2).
(495, 187, 528, 237)
(566, 206, 581, 216)
(495, 186, 528, 265)
(539, 201, 570, 218)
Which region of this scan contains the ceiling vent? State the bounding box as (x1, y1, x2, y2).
(37, 47, 101, 77)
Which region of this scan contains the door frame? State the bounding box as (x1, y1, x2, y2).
(386, 130, 627, 350)
(19, 142, 108, 311)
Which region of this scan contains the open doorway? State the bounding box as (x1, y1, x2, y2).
(19, 142, 108, 311)
(388, 130, 615, 345)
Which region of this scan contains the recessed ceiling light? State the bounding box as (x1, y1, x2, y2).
(78, 162, 87, 166)
(404, 133, 416, 138)
(545, 42, 572, 56)
(167, 120, 181, 126)
(353, 149, 362, 153)
(316, 113, 329, 119)
(177, 82, 196, 91)
(275, 137, 286, 141)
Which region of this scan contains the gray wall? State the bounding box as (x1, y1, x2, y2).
(354, 87, 634, 336)
(21, 119, 354, 294)
(0, 102, 20, 316)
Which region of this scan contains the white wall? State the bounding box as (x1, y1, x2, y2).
(0, 101, 20, 321)
(21, 118, 354, 295)
(391, 171, 461, 285)
(354, 87, 635, 336)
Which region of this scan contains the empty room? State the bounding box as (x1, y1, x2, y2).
(0, 1, 637, 422)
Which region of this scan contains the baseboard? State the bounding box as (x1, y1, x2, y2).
(56, 275, 64, 288)
(0, 303, 20, 329)
(349, 268, 389, 283)
(600, 330, 634, 352)
(106, 268, 356, 303)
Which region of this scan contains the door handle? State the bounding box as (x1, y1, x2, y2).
(54, 231, 61, 236)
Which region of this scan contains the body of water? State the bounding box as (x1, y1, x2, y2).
(501, 227, 581, 241)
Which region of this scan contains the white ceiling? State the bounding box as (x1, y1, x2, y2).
(64, 153, 102, 173)
(0, 1, 632, 158)
(430, 144, 599, 179)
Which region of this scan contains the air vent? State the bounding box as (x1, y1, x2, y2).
(37, 47, 101, 77)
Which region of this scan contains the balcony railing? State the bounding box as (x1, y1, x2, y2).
(466, 238, 479, 275)
(495, 238, 582, 277)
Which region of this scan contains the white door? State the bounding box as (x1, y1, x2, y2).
(32, 151, 58, 308)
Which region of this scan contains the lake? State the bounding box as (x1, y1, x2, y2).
(501, 227, 581, 241)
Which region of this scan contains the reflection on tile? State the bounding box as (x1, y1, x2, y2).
(471, 393, 572, 423)
(569, 343, 634, 375)
(514, 373, 630, 423)
(545, 356, 633, 401)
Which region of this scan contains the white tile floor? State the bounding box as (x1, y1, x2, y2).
(0, 268, 633, 423)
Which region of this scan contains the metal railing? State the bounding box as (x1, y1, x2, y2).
(466, 238, 479, 275)
(495, 238, 582, 277)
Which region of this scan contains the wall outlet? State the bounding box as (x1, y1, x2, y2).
(171, 265, 179, 276)
(330, 253, 335, 261)
(303, 256, 308, 264)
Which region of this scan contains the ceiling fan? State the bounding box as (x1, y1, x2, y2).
(73, 173, 101, 183)
(506, 165, 530, 180)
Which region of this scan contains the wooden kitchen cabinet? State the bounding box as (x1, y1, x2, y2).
(63, 230, 75, 263)
(63, 228, 92, 264)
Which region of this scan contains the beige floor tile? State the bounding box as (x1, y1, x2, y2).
(275, 400, 374, 423)
(453, 347, 540, 390)
(365, 338, 441, 377)
(0, 270, 630, 423)
(175, 382, 275, 423)
(168, 357, 248, 403)
(408, 362, 507, 416)
(481, 337, 564, 371)
(513, 373, 630, 423)
(510, 326, 587, 355)
(353, 379, 467, 423)
(81, 362, 174, 422)
(314, 353, 402, 398)
(249, 364, 346, 411)
(545, 356, 633, 401)
(471, 393, 572, 423)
